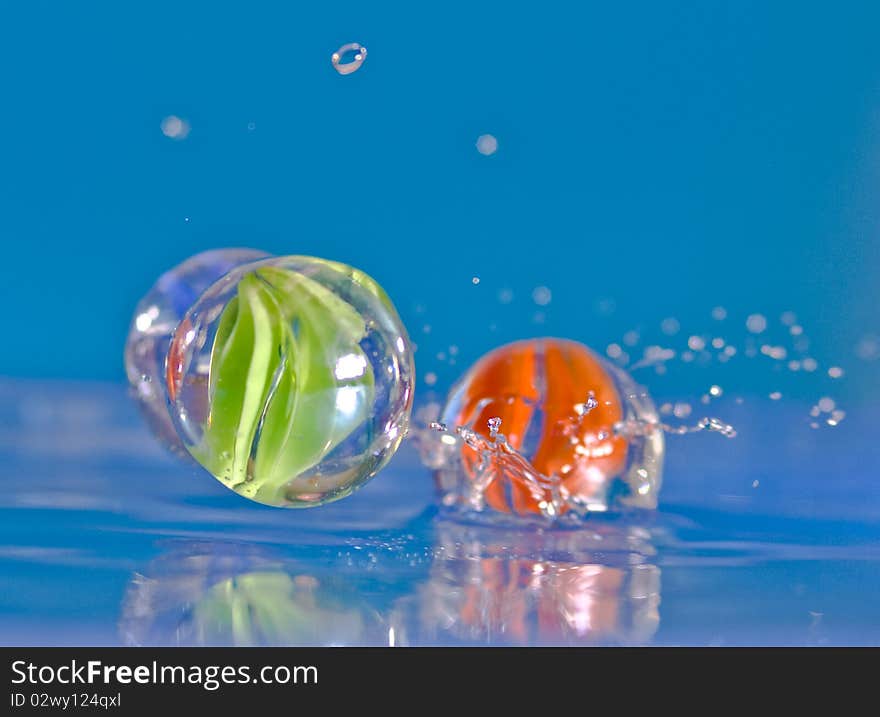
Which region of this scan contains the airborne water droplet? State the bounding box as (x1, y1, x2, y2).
(332, 42, 368, 75)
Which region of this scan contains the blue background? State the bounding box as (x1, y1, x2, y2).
(1, 1, 878, 405)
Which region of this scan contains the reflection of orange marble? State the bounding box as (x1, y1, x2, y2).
(165, 317, 191, 402)
(457, 559, 627, 644)
(451, 339, 627, 514)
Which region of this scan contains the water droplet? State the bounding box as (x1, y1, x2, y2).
(532, 286, 552, 306)
(623, 330, 640, 347)
(161, 115, 190, 140)
(660, 317, 680, 335)
(709, 385, 723, 397)
(746, 314, 768, 334)
(856, 334, 880, 361)
(331, 42, 367, 75)
(673, 402, 692, 418)
(487, 417, 502, 439)
(817, 397, 835, 413)
(471, 276, 481, 285)
(476, 134, 498, 156)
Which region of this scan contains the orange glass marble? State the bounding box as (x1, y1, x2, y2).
(434, 338, 664, 518)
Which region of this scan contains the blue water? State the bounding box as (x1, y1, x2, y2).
(1, 379, 878, 646)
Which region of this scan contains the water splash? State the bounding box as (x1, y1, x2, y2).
(418, 394, 735, 520)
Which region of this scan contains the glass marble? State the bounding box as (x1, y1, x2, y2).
(124, 248, 271, 456)
(434, 338, 663, 518)
(163, 255, 414, 508)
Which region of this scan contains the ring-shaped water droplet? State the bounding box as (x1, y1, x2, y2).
(332, 42, 367, 75)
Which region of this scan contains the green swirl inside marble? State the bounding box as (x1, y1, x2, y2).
(199, 265, 376, 505)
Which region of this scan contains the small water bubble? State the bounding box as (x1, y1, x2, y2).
(424, 372, 437, 386)
(660, 317, 680, 336)
(711, 337, 725, 349)
(817, 397, 835, 413)
(746, 314, 768, 334)
(476, 134, 499, 156)
(449, 345, 459, 356)
(828, 366, 844, 379)
(595, 297, 616, 316)
(498, 288, 514, 304)
(788, 360, 801, 372)
(802, 357, 818, 372)
(623, 330, 640, 347)
(688, 336, 706, 351)
(709, 385, 723, 397)
(761, 344, 787, 360)
(780, 311, 798, 326)
(160, 115, 190, 140)
(532, 286, 552, 306)
(752, 480, 760, 488)
(790, 325, 804, 336)
(331, 42, 367, 75)
(794, 337, 810, 353)
(769, 391, 782, 400)
(247, 121, 256, 131)
(532, 311, 546, 324)
(681, 350, 695, 362)
(606, 343, 623, 359)
(422, 324, 432, 334)
(471, 276, 481, 285)
(712, 306, 728, 321)
(673, 402, 692, 418)
(856, 334, 880, 361)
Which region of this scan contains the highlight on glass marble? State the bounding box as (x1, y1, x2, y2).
(331, 42, 367, 75)
(421, 338, 665, 519)
(125, 250, 415, 508)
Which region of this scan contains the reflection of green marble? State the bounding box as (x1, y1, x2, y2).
(193, 571, 367, 647)
(200, 265, 376, 505)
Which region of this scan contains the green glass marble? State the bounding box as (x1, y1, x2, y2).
(167, 256, 414, 508)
